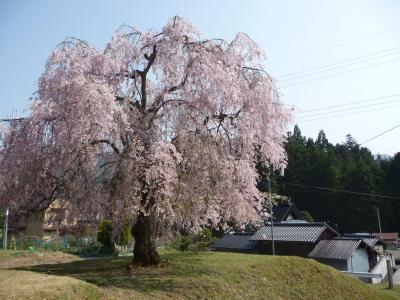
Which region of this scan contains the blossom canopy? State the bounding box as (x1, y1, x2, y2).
(0, 16, 292, 240)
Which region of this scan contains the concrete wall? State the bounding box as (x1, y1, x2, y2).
(371, 256, 389, 284)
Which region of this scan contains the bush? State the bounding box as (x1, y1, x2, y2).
(97, 220, 114, 253)
(189, 241, 210, 252)
(196, 228, 213, 243)
(22, 238, 30, 250)
(118, 224, 132, 246)
(172, 228, 217, 252)
(173, 235, 192, 251)
(179, 236, 192, 251)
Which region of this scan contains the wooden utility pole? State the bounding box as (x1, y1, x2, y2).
(2, 110, 17, 250)
(387, 258, 393, 289)
(376, 207, 382, 239)
(2, 208, 8, 249)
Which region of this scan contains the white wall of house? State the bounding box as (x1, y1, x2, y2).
(348, 248, 369, 272)
(371, 256, 389, 284)
(286, 213, 294, 220)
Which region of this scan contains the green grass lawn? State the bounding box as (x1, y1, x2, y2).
(0, 248, 398, 299)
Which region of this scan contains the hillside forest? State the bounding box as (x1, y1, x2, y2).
(258, 125, 400, 234)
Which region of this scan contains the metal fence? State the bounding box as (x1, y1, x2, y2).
(2, 229, 134, 256)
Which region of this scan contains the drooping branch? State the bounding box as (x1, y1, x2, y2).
(90, 139, 120, 154)
(212, 110, 241, 124)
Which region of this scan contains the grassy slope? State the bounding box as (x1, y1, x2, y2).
(0, 249, 397, 300)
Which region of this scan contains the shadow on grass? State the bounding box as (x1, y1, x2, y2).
(14, 251, 214, 294)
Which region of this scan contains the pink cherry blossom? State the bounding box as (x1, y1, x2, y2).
(0, 16, 292, 265)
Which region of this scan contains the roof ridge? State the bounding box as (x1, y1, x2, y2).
(268, 222, 327, 227)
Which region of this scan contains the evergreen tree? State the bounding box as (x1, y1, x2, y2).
(261, 125, 399, 233)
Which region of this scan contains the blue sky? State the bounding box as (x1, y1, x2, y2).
(1, 0, 400, 154)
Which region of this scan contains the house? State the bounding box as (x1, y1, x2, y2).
(9, 199, 98, 239)
(372, 232, 399, 247)
(210, 233, 256, 252)
(210, 223, 392, 283)
(341, 234, 387, 254)
(268, 202, 305, 223)
(308, 239, 380, 273)
(250, 222, 339, 256)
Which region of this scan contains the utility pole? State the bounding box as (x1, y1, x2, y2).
(372, 194, 382, 239)
(376, 207, 382, 240)
(2, 208, 8, 250)
(387, 257, 394, 289)
(1, 109, 16, 250)
(268, 168, 275, 255)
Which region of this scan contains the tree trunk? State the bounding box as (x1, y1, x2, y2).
(131, 212, 160, 266)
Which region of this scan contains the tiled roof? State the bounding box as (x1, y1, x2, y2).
(250, 222, 337, 243)
(340, 234, 384, 247)
(308, 239, 362, 260)
(211, 234, 256, 251)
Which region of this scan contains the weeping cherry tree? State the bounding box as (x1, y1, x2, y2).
(0, 17, 291, 266)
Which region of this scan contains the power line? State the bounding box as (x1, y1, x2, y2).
(295, 98, 400, 120)
(360, 122, 400, 145)
(295, 93, 400, 114)
(279, 56, 400, 89)
(278, 46, 400, 80)
(273, 180, 400, 199)
(296, 103, 400, 123)
(268, 26, 400, 65)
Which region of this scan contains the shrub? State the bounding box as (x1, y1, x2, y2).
(178, 236, 191, 251)
(171, 235, 192, 251)
(118, 224, 132, 246)
(189, 241, 210, 252)
(196, 228, 213, 242)
(22, 238, 30, 250)
(97, 220, 114, 253)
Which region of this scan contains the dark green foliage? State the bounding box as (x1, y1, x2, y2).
(97, 220, 114, 253)
(172, 227, 217, 251)
(258, 125, 400, 233)
(189, 241, 210, 251)
(173, 228, 217, 252)
(195, 228, 213, 243)
(176, 236, 192, 251)
(97, 220, 132, 253)
(300, 211, 314, 223)
(118, 224, 132, 246)
(191, 228, 217, 251)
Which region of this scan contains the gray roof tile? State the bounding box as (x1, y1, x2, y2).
(308, 239, 362, 260)
(211, 234, 256, 251)
(250, 223, 336, 243)
(341, 234, 385, 247)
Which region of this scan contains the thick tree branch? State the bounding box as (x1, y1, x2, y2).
(138, 45, 157, 112)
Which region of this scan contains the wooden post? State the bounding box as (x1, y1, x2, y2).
(387, 258, 393, 289)
(376, 207, 382, 239)
(2, 208, 8, 250)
